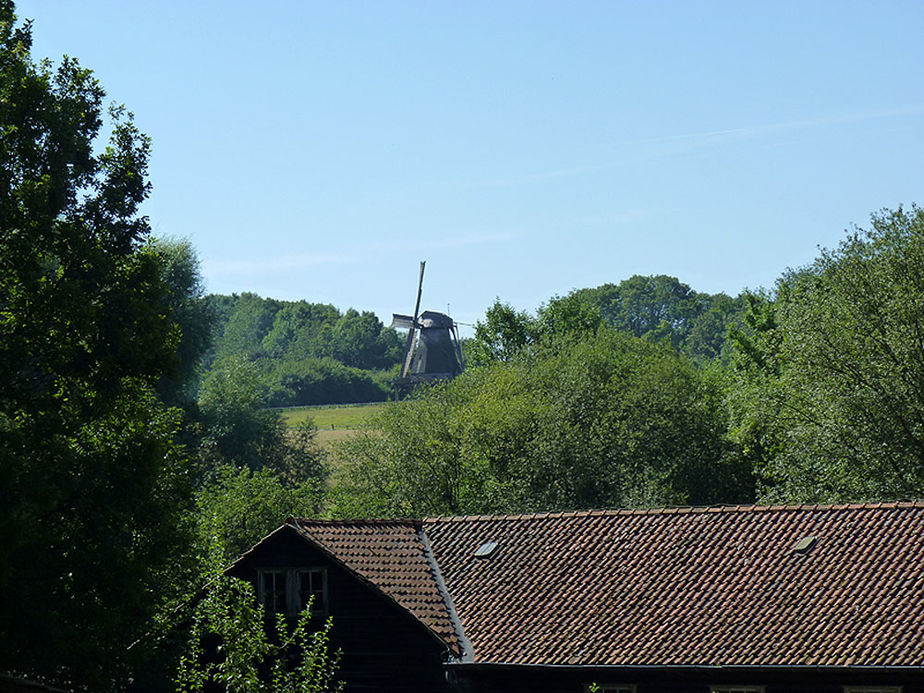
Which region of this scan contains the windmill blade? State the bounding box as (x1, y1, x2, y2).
(401, 261, 426, 378)
(412, 261, 425, 322)
(391, 314, 415, 329)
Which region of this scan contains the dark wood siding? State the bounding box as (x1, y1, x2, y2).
(448, 664, 924, 693)
(230, 528, 449, 693)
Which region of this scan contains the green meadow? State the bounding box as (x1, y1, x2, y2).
(279, 403, 386, 446)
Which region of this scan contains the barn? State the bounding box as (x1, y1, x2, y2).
(228, 503, 924, 692)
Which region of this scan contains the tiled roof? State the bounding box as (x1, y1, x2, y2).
(288, 518, 461, 654)
(422, 503, 924, 666)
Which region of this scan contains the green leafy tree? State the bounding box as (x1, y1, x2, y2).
(151, 236, 216, 404)
(468, 299, 537, 365)
(216, 292, 283, 360)
(176, 539, 342, 693)
(329, 309, 392, 369)
(266, 357, 392, 406)
(194, 464, 324, 567)
(733, 206, 924, 502)
(261, 301, 340, 361)
(0, 4, 192, 685)
(578, 275, 699, 338)
(334, 328, 751, 517)
(535, 292, 603, 341)
(198, 357, 328, 480)
(199, 356, 279, 471)
(574, 275, 743, 359)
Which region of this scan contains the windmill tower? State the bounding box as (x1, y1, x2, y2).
(391, 261, 464, 394)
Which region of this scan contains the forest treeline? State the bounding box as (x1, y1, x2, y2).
(333, 215, 924, 517)
(3, 2, 924, 688)
(198, 274, 742, 409)
(203, 293, 404, 406)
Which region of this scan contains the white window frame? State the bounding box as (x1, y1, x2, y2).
(844, 688, 902, 693)
(710, 687, 766, 693)
(256, 567, 327, 617)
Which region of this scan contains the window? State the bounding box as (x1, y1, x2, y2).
(710, 688, 765, 693)
(297, 568, 326, 613)
(257, 567, 327, 616)
(259, 569, 287, 614)
(844, 688, 902, 693)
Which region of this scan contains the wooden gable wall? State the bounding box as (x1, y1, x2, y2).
(229, 528, 449, 693)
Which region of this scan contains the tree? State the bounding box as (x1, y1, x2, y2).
(200, 357, 282, 469)
(730, 206, 924, 502)
(176, 538, 342, 693)
(578, 275, 699, 338)
(329, 309, 401, 370)
(216, 292, 283, 360)
(574, 276, 744, 359)
(468, 299, 537, 365)
(198, 356, 329, 482)
(333, 328, 751, 517)
(193, 464, 324, 568)
(535, 292, 604, 341)
(260, 301, 340, 361)
(151, 236, 216, 405)
(0, 4, 192, 685)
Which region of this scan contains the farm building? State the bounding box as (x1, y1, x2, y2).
(228, 503, 924, 692)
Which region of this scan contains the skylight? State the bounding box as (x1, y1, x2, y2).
(474, 541, 499, 558)
(792, 536, 817, 554)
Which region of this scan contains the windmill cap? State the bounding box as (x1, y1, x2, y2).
(418, 311, 454, 328)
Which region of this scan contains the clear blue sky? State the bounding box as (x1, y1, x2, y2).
(17, 1, 924, 332)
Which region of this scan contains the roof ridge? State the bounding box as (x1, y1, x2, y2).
(290, 516, 422, 527)
(422, 500, 924, 523)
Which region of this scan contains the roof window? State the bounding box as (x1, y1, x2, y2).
(792, 536, 817, 554)
(474, 541, 499, 558)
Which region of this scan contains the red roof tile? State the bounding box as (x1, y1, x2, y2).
(289, 518, 461, 654)
(285, 504, 924, 667)
(422, 503, 924, 666)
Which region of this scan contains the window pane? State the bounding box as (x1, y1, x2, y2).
(260, 571, 285, 613)
(298, 569, 325, 612)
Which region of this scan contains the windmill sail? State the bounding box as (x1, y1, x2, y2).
(400, 261, 426, 379)
(390, 314, 415, 329)
(392, 261, 464, 395)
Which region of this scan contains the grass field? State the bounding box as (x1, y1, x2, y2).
(279, 402, 385, 428)
(278, 403, 386, 447)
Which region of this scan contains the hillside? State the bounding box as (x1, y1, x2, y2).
(203, 293, 403, 406)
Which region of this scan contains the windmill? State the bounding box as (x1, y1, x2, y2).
(391, 261, 464, 394)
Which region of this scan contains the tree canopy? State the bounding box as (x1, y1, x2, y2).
(204, 293, 402, 406)
(729, 206, 924, 502)
(0, 4, 193, 685)
(333, 328, 752, 517)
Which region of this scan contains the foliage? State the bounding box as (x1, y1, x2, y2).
(151, 236, 216, 405)
(176, 542, 342, 693)
(0, 4, 192, 685)
(470, 278, 744, 367)
(333, 328, 752, 517)
(264, 357, 394, 407)
(199, 357, 280, 469)
(203, 293, 402, 405)
(535, 291, 604, 340)
(468, 299, 537, 365)
(194, 464, 324, 570)
(198, 357, 328, 480)
(730, 206, 924, 502)
(573, 275, 744, 359)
